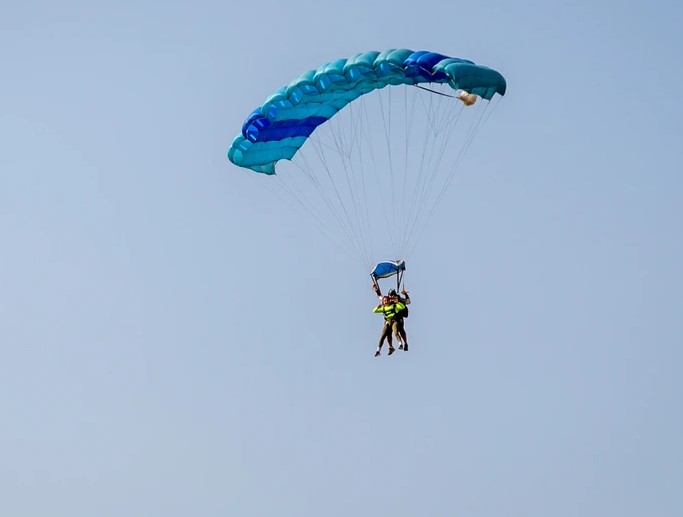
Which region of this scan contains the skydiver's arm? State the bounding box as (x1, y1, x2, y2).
(373, 305, 384, 313)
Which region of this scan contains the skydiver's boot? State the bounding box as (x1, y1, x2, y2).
(388, 346, 396, 356)
(375, 348, 381, 357)
(403, 343, 408, 352)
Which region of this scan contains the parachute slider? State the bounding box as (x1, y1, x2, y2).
(371, 260, 406, 294)
(371, 260, 406, 280)
(458, 91, 478, 106)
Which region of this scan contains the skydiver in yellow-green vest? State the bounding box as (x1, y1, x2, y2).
(372, 285, 412, 352)
(373, 295, 406, 357)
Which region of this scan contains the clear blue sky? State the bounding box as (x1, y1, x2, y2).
(2, 1, 682, 516)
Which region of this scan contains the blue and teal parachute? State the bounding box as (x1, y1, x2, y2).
(227, 49, 506, 269)
(228, 49, 506, 174)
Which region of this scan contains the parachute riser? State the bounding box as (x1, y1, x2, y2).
(371, 274, 381, 295)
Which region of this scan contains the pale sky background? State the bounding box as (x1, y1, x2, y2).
(2, 1, 682, 516)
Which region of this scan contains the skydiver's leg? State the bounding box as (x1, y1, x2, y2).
(392, 319, 404, 349)
(397, 318, 408, 351)
(400, 327, 408, 351)
(387, 321, 396, 356)
(375, 322, 391, 356)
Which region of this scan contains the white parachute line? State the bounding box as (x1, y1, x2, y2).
(387, 86, 404, 257)
(270, 172, 343, 247)
(307, 138, 372, 264)
(477, 93, 502, 133)
(378, 89, 410, 260)
(401, 132, 458, 254)
(331, 101, 373, 267)
(419, 92, 454, 196)
(398, 85, 412, 256)
(327, 106, 350, 158)
(409, 114, 482, 256)
(400, 99, 463, 255)
(399, 86, 420, 255)
(425, 84, 440, 135)
(403, 88, 435, 213)
(347, 100, 375, 265)
(377, 87, 402, 255)
(401, 85, 410, 224)
(433, 84, 459, 133)
(387, 88, 403, 257)
(437, 98, 492, 200)
(293, 145, 368, 264)
(318, 103, 377, 268)
(341, 102, 374, 268)
(399, 84, 436, 257)
(358, 94, 389, 230)
(417, 98, 464, 209)
(364, 89, 400, 258)
(425, 84, 446, 133)
(403, 85, 497, 257)
(254, 169, 363, 265)
(306, 133, 349, 156)
(404, 99, 495, 259)
(399, 86, 445, 255)
(292, 154, 360, 259)
(398, 89, 445, 256)
(281, 155, 330, 215)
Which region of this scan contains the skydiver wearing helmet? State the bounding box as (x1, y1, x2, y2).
(388, 288, 411, 351)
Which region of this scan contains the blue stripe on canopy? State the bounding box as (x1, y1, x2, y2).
(244, 116, 328, 143)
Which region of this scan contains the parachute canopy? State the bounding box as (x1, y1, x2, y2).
(228, 49, 506, 174)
